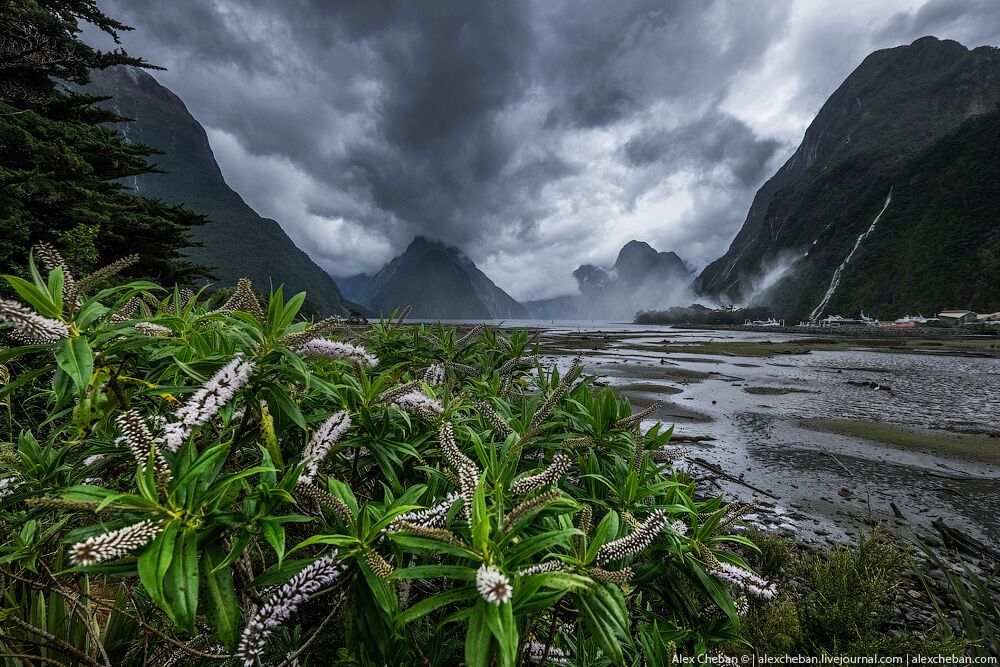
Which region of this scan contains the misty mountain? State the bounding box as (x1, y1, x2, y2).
(526, 240, 692, 319)
(693, 37, 1000, 319)
(338, 237, 528, 319)
(85, 66, 354, 315)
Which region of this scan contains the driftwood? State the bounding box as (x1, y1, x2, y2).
(824, 452, 854, 476)
(671, 434, 716, 443)
(689, 458, 780, 500)
(918, 470, 981, 482)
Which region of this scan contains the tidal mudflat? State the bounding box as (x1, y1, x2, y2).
(539, 325, 1000, 550)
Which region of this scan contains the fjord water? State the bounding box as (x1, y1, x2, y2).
(453, 321, 1000, 546)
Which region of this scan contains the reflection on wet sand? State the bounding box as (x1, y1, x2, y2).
(539, 324, 1000, 549)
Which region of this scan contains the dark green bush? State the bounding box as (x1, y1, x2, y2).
(797, 529, 903, 648)
(0, 249, 772, 665)
(734, 530, 969, 658)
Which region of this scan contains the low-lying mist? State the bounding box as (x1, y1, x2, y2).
(527, 265, 696, 320)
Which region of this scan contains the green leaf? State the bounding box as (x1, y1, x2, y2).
(392, 565, 476, 582)
(691, 560, 737, 620)
(214, 532, 251, 572)
(163, 528, 199, 633)
(262, 519, 286, 565)
(251, 558, 323, 586)
(359, 554, 398, 615)
(0, 367, 48, 402)
(593, 583, 631, 639)
(0, 344, 48, 364)
(587, 510, 620, 563)
(485, 601, 518, 667)
(395, 586, 477, 626)
(200, 542, 240, 651)
(578, 591, 625, 665)
(264, 384, 307, 430)
(388, 534, 480, 560)
(172, 442, 230, 488)
(3, 274, 59, 318)
(533, 571, 594, 594)
(52, 367, 75, 406)
(137, 523, 178, 611)
(326, 478, 359, 517)
(512, 586, 567, 615)
(288, 533, 361, 555)
(506, 528, 579, 564)
(465, 603, 493, 667)
(54, 337, 93, 394)
(76, 301, 108, 329)
(46, 266, 64, 315)
(471, 472, 489, 552)
(278, 292, 307, 332)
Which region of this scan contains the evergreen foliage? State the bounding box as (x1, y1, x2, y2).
(0, 0, 205, 284)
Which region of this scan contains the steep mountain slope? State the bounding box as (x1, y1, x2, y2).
(761, 107, 1000, 317)
(694, 37, 1000, 317)
(339, 237, 528, 319)
(85, 66, 353, 315)
(526, 240, 692, 319)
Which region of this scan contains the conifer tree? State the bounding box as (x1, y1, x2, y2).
(0, 0, 206, 284)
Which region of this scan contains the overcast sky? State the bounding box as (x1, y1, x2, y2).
(90, 0, 1000, 301)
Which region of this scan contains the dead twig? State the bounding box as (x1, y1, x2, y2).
(689, 458, 780, 500)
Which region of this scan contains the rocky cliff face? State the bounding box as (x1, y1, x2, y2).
(338, 237, 528, 320)
(86, 66, 354, 315)
(694, 37, 1000, 317)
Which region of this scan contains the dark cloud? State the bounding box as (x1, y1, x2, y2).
(89, 0, 1000, 299)
(623, 112, 780, 186)
(879, 0, 1000, 46)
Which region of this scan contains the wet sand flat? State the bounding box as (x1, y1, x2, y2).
(539, 324, 1000, 547)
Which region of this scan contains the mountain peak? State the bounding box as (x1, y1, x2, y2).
(529, 240, 691, 319)
(408, 235, 444, 249)
(613, 240, 690, 286)
(339, 237, 526, 319)
(615, 240, 656, 263)
(906, 35, 965, 51)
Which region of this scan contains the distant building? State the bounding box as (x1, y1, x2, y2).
(977, 312, 1000, 324)
(937, 310, 977, 324)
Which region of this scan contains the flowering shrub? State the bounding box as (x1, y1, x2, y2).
(0, 247, 772, 665)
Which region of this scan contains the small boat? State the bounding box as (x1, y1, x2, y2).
(817, 313, 879, 327)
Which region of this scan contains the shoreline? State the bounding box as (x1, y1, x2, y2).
(537, 325, 1000, 552)
(669, 322, 996, 339)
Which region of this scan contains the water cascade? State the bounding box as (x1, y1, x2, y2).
(808, 190, 892, 321)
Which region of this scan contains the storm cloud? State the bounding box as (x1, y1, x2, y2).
(89, 0, 1000, 300)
